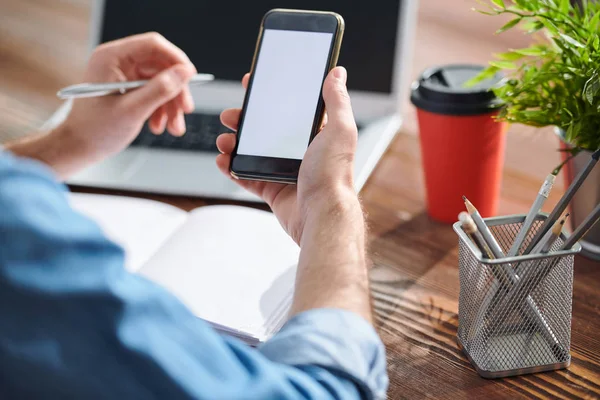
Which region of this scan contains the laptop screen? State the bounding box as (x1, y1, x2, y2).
(100, 1, 400, 94)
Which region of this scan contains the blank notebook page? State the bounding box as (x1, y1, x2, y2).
(69, 193, 188, 272)
(138, 205, 300, 340)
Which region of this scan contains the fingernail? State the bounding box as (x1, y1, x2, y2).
(333, 67, 347, 84)
(138, 65, 159, 76)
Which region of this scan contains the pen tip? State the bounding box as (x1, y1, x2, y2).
(462, 195, 467, 201)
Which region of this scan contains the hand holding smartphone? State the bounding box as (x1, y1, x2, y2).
(230, 9, 345, 183)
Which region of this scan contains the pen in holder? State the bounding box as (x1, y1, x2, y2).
(453, 214, 581, 378)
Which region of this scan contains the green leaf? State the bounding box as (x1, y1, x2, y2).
(496, 17, 522, 34)
(512, 110, 551, 127)
(489, 60, 518, 69)
(513, 46, 547, 56)
(541, 19, 560, 36)
(473, 8, 501, 16)
(472, 0, 502, 15)
(494, 51, 526, 61)
(559, 33, 586, 48)
(527, 21, 545, 34)
(491, 0, 505, 8)
(566, 124, 574, 142)
(590, 11, 600, 30)
(559, 0, 570, 14)
(562, 108, 574, 119)
(583, 73, 600, 104)
(582, 48, 590, 61)
(593, 35, 600, 51)
(464, 66, 500, 87)
(513, 0, 535, 11)
(553, 37, 581, 59)
(565, 121, 579, 143)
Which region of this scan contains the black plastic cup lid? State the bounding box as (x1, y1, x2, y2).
(410, 64, 504, 116)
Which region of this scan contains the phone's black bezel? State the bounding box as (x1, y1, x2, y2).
(230, 9, 343, 184)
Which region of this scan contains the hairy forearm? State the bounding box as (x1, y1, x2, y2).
(6, 124, 86, 180)
(291, 191, 372, 323)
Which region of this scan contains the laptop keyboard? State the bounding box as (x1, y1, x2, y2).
(130, 113, 228, 152)
(129, 112, 365, 153)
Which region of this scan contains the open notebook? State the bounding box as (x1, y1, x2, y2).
(69, 193, 299, 346)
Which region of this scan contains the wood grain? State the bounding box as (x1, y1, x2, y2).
(1, 1, 599, 398)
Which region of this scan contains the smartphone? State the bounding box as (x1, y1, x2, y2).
(230, 9, 344, 183)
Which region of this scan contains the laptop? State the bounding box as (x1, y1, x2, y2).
(45, 0, 418, 202)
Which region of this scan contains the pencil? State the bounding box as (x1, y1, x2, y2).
(530, 215, 568, 254)
(524, 149, 600, 254)
(459, 212, 493, 258)
(463, 196, 505, 258)
(508, 173, 556, 257)
(560, 203, 600, 250)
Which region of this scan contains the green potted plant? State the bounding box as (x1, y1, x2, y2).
(471, 0, 600, 259)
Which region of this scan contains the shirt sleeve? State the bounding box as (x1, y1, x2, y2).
(0, 152, 388, 400)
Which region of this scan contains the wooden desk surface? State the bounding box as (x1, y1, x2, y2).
(1, 1, 599, 398)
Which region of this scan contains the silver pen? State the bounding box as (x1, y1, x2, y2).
(57, 73, 215, 100)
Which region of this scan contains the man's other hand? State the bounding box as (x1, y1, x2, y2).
(60, 32, 197, 164)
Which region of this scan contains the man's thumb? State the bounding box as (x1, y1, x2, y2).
(322, 67, 355, 128)
(125, 64, 193, 119)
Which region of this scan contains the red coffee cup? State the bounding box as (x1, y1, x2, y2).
(411, 65, 507, 223)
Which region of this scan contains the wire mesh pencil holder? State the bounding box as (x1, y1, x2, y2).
(453, 214, 581, 379)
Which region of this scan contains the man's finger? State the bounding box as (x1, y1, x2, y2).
(124, 64, 194, 121)
(134, 62, 194, 114)
(105, 32, 194, 70)
(179, 87, 195, 114)
(216, 150, 288, 206)
(216, 133, 236, 154)
(216, 153, 265, 195)
(149, 106, 167, 134)
(169, 109, 186, 137)
(217, 75, 249, 130)
(216, 153, 231, 176)
(220, 109, 242, 131)
(321, 67, 355, 130)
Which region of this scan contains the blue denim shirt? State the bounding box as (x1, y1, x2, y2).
(0, 152, 388, 399)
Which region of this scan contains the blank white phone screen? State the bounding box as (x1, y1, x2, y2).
(237, 29, 333, 160)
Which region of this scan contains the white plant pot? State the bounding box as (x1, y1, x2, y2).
(556, 128, 600, 261)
